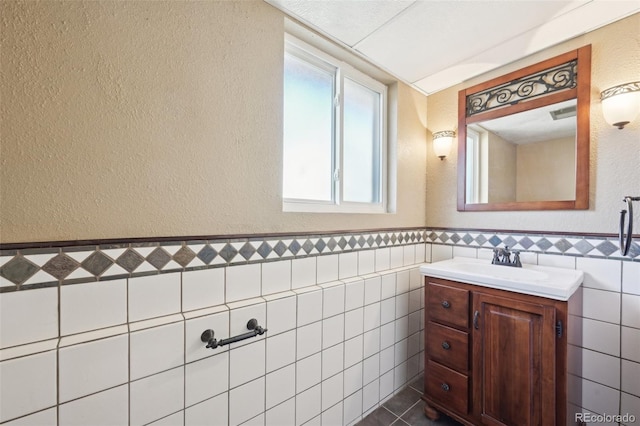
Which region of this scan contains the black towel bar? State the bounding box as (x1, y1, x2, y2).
(201, 318, 267, 350)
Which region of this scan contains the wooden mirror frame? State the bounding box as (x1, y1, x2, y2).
(457, 45, 591, 211)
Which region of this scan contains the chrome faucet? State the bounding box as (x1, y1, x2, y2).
(491, 246, 522, 268)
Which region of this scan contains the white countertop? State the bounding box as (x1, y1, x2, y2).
(419, 257, 583, 301)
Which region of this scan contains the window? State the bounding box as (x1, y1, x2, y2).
(283, 35, 388, 213)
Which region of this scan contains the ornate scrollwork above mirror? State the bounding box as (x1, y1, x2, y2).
(457, 45, 591, 211)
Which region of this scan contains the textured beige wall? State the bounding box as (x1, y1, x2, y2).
(0, 1, 428, 243)
(426, 13, 640, 233)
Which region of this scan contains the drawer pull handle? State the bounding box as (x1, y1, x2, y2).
(473, 310, 480, 330)
(441, 383, 450, 392)
(441, 300, 451, 309)
(441, 341, 451, 350)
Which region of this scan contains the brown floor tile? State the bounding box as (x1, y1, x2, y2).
(382, 387, 423, 416)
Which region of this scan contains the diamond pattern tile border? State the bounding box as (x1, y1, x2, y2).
(0, 227, 637, 292)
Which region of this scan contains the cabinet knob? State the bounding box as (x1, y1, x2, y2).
(441, 341, 451, 350)
(441, 383, 450, 392)
(441, 300, 451, 309)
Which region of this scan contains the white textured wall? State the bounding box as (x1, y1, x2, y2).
(0, 1, 428, 243)
(426, 13, 640, 233)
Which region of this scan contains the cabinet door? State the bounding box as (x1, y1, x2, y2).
(472, 293, 556, 426)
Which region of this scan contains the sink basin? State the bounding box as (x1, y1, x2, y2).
(419, 257, 583, 301)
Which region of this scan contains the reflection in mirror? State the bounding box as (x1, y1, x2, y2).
(466, 99, 577, 204)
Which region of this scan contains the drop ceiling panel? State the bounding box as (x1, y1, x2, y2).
(355, 0, 582, 83)
(266, 0, 416, 46)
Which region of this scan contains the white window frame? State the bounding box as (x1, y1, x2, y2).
(282, 34, 388, 214)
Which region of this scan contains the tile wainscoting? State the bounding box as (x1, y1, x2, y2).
(0, 228, 638, 425)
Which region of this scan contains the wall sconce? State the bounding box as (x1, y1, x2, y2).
(600, 81, 640, 129)
(433, 130, 455, 160)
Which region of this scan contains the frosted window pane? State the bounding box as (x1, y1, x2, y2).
(283, 53, 334, 201)
(343, 78, 381, 203)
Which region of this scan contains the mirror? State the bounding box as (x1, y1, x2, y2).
(457, 45, 591, 211)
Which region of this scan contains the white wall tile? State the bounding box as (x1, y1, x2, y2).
(59, 334, 128, 402)
(380, 272, 396, 300)
(184, 393, 229, 426)
(2, 407, 56, 426)
(343, 389, 363, 425)
(226, 263, 261, 303)
(409, 268, 421, 291)
(379, 369, 394, 399)
(395, 293, 409, 319)
(396, 270, 409, 294)
(424, 244, 433, 263)
(148, 411, 183, 426)
(344, 335, 363, 368)
(262, 260, 291, 295)
(266, 398, 295, 426)
(339, 252, 358, 279)
(344, 362, 363, 396)
(266, 364, 295, 409)
(295, 384, 321, 426)
(292, 257, 316, 290)
(297, 352, 321, 392)
(129, 273, 181, 322)
(395, 316, 409, 342)
(184, 351, 229, 407)
(394, 339, 408, 366)
(364, 303, 381, 332)
(375, 248, 390, 272)
(131, 322, 184, 380)
(266, 294, 296, 335)
(345, 279, 364, 311)
(581, 378, 620, 417)
(322, 342, 345, 382)
(415, 244, 426, 263)
(266, 330, 296, 372)
(297, 321, 322, 359)
(622, 293, 640, 328)
(394, 362, 408, 390)
(317, 254, 339, 284)
(323, 283, 345, 319)
(623, 261, 640, 295)
(621, 392, 640, 424)
(59, 384, 128, 426)
(538, 254, 576, 269)
(581, 349, 620, 389)
(363, 353, 380, 386)
(182, 268, 224, 312)
(185, 309, 229, 363)
(130, 366, 184, 426)
(229, 340, 265, 388)
(297, 288, 323, 326)
(577, 257, 622, 292)
(345, 308, 364, 340)
(621, 360, 640, 397)
(229, 378, 265, 426)
(380, 297, 396, 325)
(0, 351, 56, 423)
(358, 250, 375, 275)
(431, 245, 453, 262)
(61, 280, 126, 336)
(322, 402, 343, 426)
(389, 247, 403, 269)
(582, 288, 620, 324)
(322, 314, 345, 349)
(622, 326, 640, 363)
(582, 318, 620, 356)
(380, 322, 395, 350)
(364, 276, 381, 305)
(363, 379, 380, 412)
(403, 245, 415, 266)
(408, 289, 421, 314)
(453, 246, 477, 259)
(363, 328, 380, 358)
(0, 287, 58, 349)
(322, 372, 344, 411)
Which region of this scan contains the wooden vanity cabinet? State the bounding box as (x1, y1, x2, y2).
(422, 276, 579, 426)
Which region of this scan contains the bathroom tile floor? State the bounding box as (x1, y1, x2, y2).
(357, 375, 463, 426)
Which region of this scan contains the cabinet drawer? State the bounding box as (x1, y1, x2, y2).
(426, 282, 469, 329)
(425, 360, 469, 414)
(426, 322, 468, 372)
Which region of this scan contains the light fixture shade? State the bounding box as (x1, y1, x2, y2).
(600, 81, 640, 129)
(433, 130, 455, 160)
